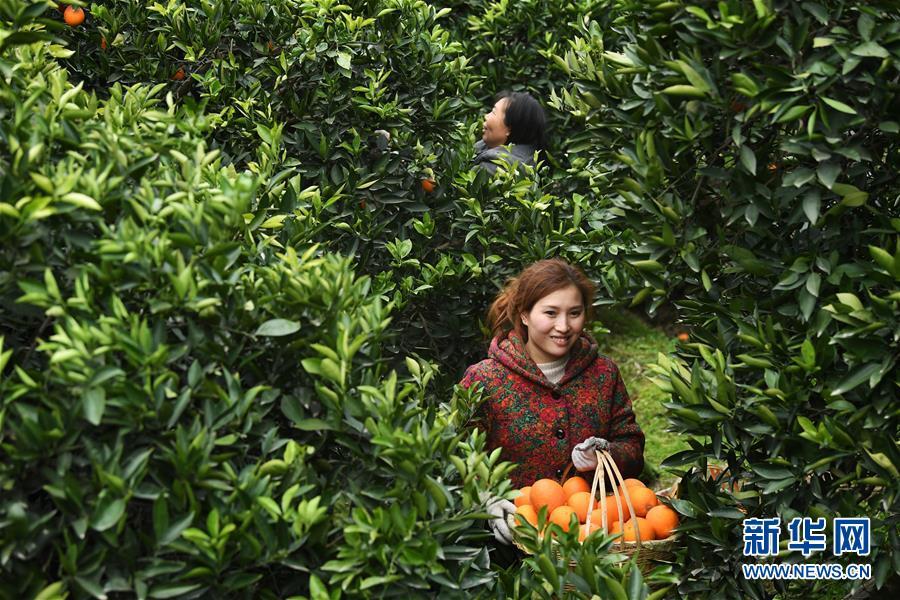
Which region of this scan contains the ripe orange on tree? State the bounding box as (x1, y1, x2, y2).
(646, 505, 679, 539)
(530, 479, 566, 515)
(420, 178, 436, 193)
(677, 331, 689, 342)
(64, 5, 85, 27)
(514, 486, 532, 507)
(562, 476, 590, 498)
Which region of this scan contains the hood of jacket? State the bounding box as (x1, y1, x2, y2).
(472, 139, 537, 170)
(488, 329, 598, 389)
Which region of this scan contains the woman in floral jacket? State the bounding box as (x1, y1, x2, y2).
(459, 258, 645, 544)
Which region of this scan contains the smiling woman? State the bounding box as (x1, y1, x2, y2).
(472, 91, 547, 175)
(458, 259, 645, 544)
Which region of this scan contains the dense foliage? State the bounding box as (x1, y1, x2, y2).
(551, 0, 900, 597)
(1, 0, 897, 598)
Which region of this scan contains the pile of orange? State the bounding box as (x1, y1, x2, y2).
(512, 476, 680, 543)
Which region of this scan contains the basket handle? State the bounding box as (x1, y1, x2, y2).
(585, 450, 644, 546)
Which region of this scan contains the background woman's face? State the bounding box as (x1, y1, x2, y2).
(482, 98, 511, 148)
(521, 285, 585, 364)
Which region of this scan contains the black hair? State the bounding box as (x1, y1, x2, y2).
(496, 90, 547, 151)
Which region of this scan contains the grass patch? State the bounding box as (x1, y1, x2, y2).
(592, 308, 694, 490)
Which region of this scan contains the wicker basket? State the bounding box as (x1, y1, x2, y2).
(510, 449, 680, 576)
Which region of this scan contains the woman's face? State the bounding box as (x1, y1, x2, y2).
(521, 285, 585, 364)
(482, 98, 511, 148)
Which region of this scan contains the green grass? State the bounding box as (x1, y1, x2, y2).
(591, 308, 693, 490)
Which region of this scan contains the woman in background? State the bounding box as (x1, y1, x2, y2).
(473, 91, 547, 175)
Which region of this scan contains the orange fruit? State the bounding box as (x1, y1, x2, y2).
(530, 479, 566, 515)
(514, 486, 532, 508)
(579, 521, 601, 541)
(421, 178, 436, 193)
(549, 505, 577, 532)
(609, 520, 623, 538)
(622, 517, 655, 542)
(621, 478, 645, 489)
(566, 491, 595, 523)
(562, 476, 590, 498)
(64, 6, 85, 26)
(514, 504, 538, 528)
(646, 505, 679, 540)
(677, 331, 689, 342)
(602, 495, 631, 523)
(627, 486, 659, 517)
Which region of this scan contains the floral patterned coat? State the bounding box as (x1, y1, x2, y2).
(459, 329, 645, 488)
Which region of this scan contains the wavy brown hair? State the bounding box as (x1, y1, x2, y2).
(486, 259, 596, 341)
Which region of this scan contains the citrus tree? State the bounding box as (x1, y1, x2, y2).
(1, 2, 657, 598)
(551, 0, 899, 597)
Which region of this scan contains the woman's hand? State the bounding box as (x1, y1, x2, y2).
(480, 492, 516, 544)
(571, 436, 610, 471)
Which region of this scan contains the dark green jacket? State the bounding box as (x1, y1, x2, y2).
(472, 139, 538, 175)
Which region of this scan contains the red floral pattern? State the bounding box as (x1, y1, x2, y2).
(460, 330, 645, 488)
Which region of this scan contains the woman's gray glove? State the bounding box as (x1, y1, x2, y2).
(571, 436, 610, 471)
(479, 492, 516, 544)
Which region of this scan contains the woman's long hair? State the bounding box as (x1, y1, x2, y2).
(486, 258, 596, 341)
(497, 90, 548, 154)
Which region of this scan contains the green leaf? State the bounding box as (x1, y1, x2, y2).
(821, 97, 857, 115)
(61, 192, 102, 211)
(739, 145, 756, 175)
(629, 259, 664, 272)
(851, 41, 888, 58)
(256, 496, 281, 518)
(255, 319, 301, 337)
(751, 465, 794, 479)
(34, 582, 66, 600)
(802, 192, 820, 223)
(731, 72, 759, 97)
(805, 272, 821, 297)
(869, 245, 895, 274)
(83, 388, 106, 426)
(816, 162, 839, 189)
(864, 449, 899, 479)
(776, 105, 812, 123)
(148, 584, 203, 599)
(800, 339, 815, 366)
(661, 85, 708, 98)
(840, 191, 868, 207)
(835, 292, 863, 310)
(831, 363, 881, 396)
(336, 52, 352, 70)
(91, 497, 126, 532)
(291, 418, 336, 431)
(159, 511, 194, 545)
